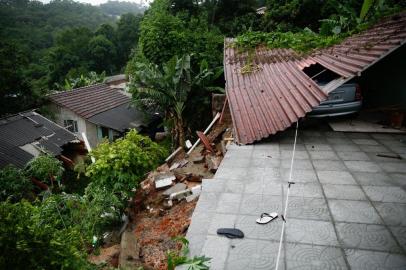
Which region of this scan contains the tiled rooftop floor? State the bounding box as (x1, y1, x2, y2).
(185, 131, 406, 270)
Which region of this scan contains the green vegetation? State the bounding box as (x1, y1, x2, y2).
(0, 0, 143, 116)
(25, 155, 65, 187)
(129, 54, 223, 147)
(0, 165, 33, 203)
(235, 30, 343, 53)
(0, 131, 166, 269)
(167, 237, 211, 270)
(86, 130, 167, 199)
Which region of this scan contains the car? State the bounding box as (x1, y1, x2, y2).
(308, 82, 362, 117)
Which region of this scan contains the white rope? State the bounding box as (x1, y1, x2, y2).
(275, 121, 299, 270)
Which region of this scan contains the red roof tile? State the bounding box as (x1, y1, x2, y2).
(225, 13, 406, 144)
(49, 84, 130, 119)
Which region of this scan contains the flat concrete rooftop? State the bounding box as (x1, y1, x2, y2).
(184, 130, 406, 270)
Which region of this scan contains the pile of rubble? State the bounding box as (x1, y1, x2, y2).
(90, 94, 233, 269)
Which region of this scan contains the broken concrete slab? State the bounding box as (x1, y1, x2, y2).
(162, 183, 187, 197)
(169, 159, 189, 171)
(169, 189, 192, 200)
(155, 173, 176, 189)
(192, 155, 205, 164)
(186, 193, 200, 202)
(206, 154, 222, 172)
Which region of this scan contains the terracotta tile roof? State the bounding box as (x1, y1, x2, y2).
(49, 83, 130, 119)
(224, 13, 406, 144)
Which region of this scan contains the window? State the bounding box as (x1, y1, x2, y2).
(63, 120, 78, 133)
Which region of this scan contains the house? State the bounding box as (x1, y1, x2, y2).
(183, 13, 406, 270)
(48, 83, 150, 148)
(224, 12, 406, 144)
(104, 74, 127, 91)
(0, 111, 80, 169)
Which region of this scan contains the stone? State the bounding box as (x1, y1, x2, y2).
(192, 155, 205, 164)
(119, 231, 141, 268)
(206, 154, 222, 172)
(162, 183, 187, 197)
(169, 189, 192, 200)
(89, 244, 120, 267)
(169, 159, 188, 171)
(154, 173, 175, 189)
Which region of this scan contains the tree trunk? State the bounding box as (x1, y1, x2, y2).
(176, 116, 185, 148)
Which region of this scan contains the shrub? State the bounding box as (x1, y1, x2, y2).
(86, 130, 167, 200)
(25, 154, 64, 186)
(0, 200, 95, 270)
(0, 165, 33, 202)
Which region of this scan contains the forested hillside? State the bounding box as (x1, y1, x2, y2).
(0, 0, 144, 116)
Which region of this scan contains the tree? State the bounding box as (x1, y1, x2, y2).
(88, 35, 117, 73)
(85, 130, 166, 200)
(25, 155, 64, 188)
(129, 54, 220, 147)
(116, 13, 143, 68)
(0, 165, 33, 203)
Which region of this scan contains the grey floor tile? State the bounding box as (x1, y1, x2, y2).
(281, 168, 318, 183)
(329, 200, 383, 224)
(288, 197, 331, 221)
(234, 214, 282, 241)
(281, 150, 309, 159)
(323, 184, 367, 200)
(282, 159, 314, 169)
(345, 249, 406, 270)
(208, 213, 237, 235)
(346, 133, 371, 139)
(246, 167, 265, 182)
(239, 194, 263, 215)
(309, 150, 340, 160)
(215, 167, 247, 180)
(187, 211, 214, 235)
(286, 219, 339, 246)
(201, 235, 230, 270)
(317, 170, 357, 185)
(245, 179, 282, 195)
(337, 151, 371, 161)
(389, 226, 406, 252)
(374, 202, 406, 226)
(332, 144, 362, 152)
(306, 144, 333, 151)
(215, 193, 242, 214)
(336, 223, 402, 252)
(287, 183, 324, 198)
(185, 233, 207, 257)
(352, 139, 380, 145)
(359, 145, 390, 153)
(366, 152, 404, 163)
(390, 173, 406, 189)
(280, 143, 306, 151)
(225, 239, 282, 270)
(224, 180, 245, 193)
(313, 160, 347, 171)
(353, 172, 397, 186)
(286, 243, 348, 270)
(380, 162, 406, 173)
(262, 167, 282, 181)
(363, 186, 406, 203)
(202, 179, 225, 193)
(251, 157, 280, 168)
(194, 192, 220, 212)
(344, 161, 382, 173)
(220, 156, 252, 168)
(327, 137, 354, 145)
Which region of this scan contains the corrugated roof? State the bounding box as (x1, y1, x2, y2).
(87, 102, 149, 132)
(225, 12, 406, 144)
(49, 84, 130, 119)
(0, 111, 78, 168)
